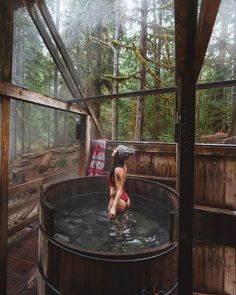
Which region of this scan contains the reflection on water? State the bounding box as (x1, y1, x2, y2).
(53, 193, 168, 253)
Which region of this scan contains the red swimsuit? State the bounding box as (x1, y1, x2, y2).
(108, 176, 129, 203)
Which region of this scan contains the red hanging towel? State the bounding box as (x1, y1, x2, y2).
(87, 139, 107, 176)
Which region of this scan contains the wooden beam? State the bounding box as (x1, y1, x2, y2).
(0, 0, 14, 293)
(0, 81, 87, 114)
(35, 0, 84, 96)
(196, 79, 236, 90)
(9, 179, 43, 195)
(68, 86, 177, 103)
(85, 116, 92, 175)
(195, 0, 221, 80)
(194, 205, 236, 247)
(21, 0, 81, 98)
(175, 0, 188, 77)
(22, 0, 104, 138)
(8, 196, 39, 216)
(35, 0, 104, 138)
(67, 79, 236, 103)
(8, 213, 38, 237)
(9, 167, 78, 196)
(175, 0, 198, 294)
(2, 79, 236, 108)
(19, 203, 37, 220)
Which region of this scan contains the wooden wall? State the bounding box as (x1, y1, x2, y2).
(105, 141, 176, 184)
(193, 243, 236, 295)
(194, 145, 236, 210)
(104, 142, 236, 209)
(103, 141, 236, 294)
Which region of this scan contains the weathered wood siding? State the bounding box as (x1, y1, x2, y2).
(105, 141, 176, 182)
(194, 145, 236, 210)
(193, 242, 236, 295)
(104, 142, 236, 210)
(102, 141, 236, 294)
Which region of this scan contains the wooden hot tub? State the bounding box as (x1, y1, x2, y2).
(37, 176, 179, 295)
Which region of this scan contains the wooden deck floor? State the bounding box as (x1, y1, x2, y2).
(7, 226, 38, 295)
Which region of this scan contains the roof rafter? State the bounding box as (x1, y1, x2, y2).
(35, 0, 84, 96)
(195, 0, 221, 80)
(21, 0, 104, 137)
(66, 79, 236, 103)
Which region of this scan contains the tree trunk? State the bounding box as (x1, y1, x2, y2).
(64, 112, 68, 146)
(152, 2, 162, 140)
(214, 6, 228, 132)
(21, 103, 25, 155)
(54, 65, 60, 147)
(91, 2, 102, 139)
(10, 101, 17, 162)
(111, 0, 121, 140)
(47, 109, 50, 149)
(229, 2, 236, 136)
(54, 0, 60, 147)
(134, 0, 148, 140)
(27, 104, 32, 153)
(11, 22, 24, 160)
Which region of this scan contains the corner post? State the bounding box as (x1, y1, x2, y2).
(0, 0, 14, 293)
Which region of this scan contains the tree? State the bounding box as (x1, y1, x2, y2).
(111, 0, 122, 140)
(134, 0, 148, 140)
(229, 0, 236, 137)
(54, 0, 60, 147)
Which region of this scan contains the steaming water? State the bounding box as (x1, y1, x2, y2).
(53, 192, 169, 253)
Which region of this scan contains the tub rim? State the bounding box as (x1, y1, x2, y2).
(40, 175, 179, 260)
(39, 224, 178, 262)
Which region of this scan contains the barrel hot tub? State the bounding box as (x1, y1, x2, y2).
(37, 176, 179, 295)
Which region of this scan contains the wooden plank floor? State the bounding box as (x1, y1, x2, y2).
(7, 226, 38, 295)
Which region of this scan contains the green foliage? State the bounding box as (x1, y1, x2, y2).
(11, 0, 236, 151)
(57, 151, 67, 167)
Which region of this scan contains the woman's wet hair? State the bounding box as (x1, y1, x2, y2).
(109, 152, 124, 176)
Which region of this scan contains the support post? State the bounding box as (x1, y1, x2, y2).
(175, 0, 198, 294)
(78, 115, 92, 176)
(0, 0, 14, 293)
(85, 116, 92, 175)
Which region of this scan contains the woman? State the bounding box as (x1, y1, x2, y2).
(108, 145, 135, 219)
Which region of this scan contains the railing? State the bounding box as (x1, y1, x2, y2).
(8, 167, 78, 236)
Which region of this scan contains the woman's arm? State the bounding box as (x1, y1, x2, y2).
(108, 168, 124, 219)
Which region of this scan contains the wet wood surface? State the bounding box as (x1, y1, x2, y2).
(0, 81, 86, 114)
(105, 141, 236, 210)
(7, 227, 38, 295)
(105, 141, 236, 294)
(193, 241, 236, 295)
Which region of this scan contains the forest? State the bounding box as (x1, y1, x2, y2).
(11, 0, 236, 162)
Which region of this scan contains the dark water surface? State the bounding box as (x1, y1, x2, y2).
(53, 192, 169, 253)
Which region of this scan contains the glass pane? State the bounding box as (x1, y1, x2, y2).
(196, 87, 236, 143)
(99, 92, 175, 141)
(9, 101, 80, 228)
(45, 0, 175, 95)
(13, 5, 73, 101)
(199, 0, 236, 83)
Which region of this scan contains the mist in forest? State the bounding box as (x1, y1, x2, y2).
(10, 0, 236, 162)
